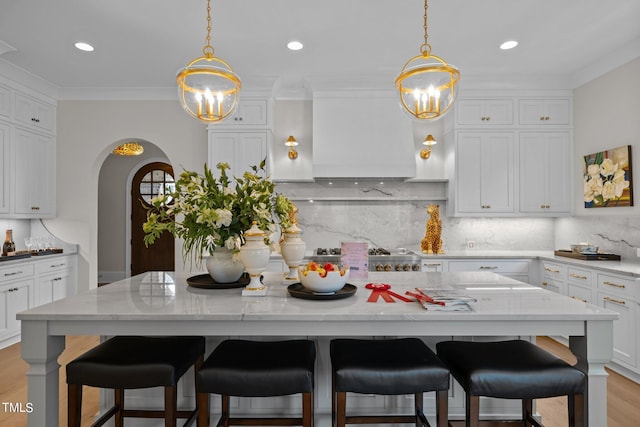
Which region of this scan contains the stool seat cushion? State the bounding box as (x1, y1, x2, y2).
(436, 340, 586, 399)
(197, 339, 315, 397)
(331, 338, 449, 395)
(66, 336, 205, 389)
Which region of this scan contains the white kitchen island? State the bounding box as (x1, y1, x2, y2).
(18, 271, 616, 427)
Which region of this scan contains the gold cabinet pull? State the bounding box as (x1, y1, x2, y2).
(570, 296, 588, 303)
(541, 281, 548, 287)
(569, 273, 588, 280)
(544, 267, 560, 273)
(603, 296, 626, 306)
(603, 281, 625, 289)
(479, 266, 498, 270)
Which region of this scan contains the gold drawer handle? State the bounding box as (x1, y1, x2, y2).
(541, 281, 548, 287)
(569, 273, 588, 280)
(545, 267, 560, 273)
(603, 281, 625, 289)
(479, 266, 498, 270)
(424, 263, 441, 267)
(570, 296, 588, 303)
(603, 296, 626, 305)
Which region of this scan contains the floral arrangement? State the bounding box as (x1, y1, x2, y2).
(583, 156, 631, 207)
(143, 160, 294, 264)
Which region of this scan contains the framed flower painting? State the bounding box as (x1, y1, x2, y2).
(583, 145, 633, 208)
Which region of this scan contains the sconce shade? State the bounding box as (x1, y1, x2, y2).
(420, 134, 437, 159)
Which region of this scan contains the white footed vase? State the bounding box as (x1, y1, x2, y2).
(280, 224, 306, 281)
(239, 222, 270, 296)
(206, 247, 245, 283)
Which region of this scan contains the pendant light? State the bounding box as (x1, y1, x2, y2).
(395, 0, 460, 120)
(176, 0, 241, 123)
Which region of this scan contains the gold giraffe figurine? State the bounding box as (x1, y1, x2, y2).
(421, 204, 444, 254)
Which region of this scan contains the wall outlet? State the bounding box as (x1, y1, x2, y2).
(467, 240, 476, 249)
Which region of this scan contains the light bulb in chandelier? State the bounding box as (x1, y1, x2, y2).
(176, 0, 241, 123)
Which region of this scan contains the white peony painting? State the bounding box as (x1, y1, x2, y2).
(583, 145, 633, 208)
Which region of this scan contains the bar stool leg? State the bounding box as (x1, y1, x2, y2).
(67, 384, 82, 427)
(197, 392, 210, 427)
(221, 395, 231, 427)
(302, 391, 313, 427)
(164, 385, 177, 427)
(467, 394, 480, 427)
(522, 399, 533, 427)
(414, 392, 423, 427)
(336, 391, 347, 427)
(569, 393, 585, 427)
(436, 390, 448, 427)
(114, 389, 125, 427)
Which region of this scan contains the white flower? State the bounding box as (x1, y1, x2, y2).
(600, 158, 616, 177)
(612, 168, 630, 198)
(583, 176, 602, 202)
(587, 164, 600, 177)
(601, 181, 616, 200)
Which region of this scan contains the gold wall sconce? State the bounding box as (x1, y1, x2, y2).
(285, 135, 299, 159)
(420, 134, 437, 159)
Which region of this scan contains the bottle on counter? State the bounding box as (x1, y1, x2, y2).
(2, 229, 15, 256)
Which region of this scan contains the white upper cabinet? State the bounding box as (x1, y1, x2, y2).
(455, 99, 514, 126)
(0, 84, 10, 119)
(518, 98, 570, 125)
(13, 128, 56, 217)
(0, 122, 9, 214)
(223, 99, 268, 127)
(453, 132, 515, 215)
(519, 132, 571, 215)
(14, 92, 56, 133)
(208, 131, 269, 179)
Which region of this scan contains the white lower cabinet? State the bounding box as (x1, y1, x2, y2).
(566, 266, 593, 303)
(597, 272, 637, 369)
(539, 261, 566, 295)
(0, 255, 76, 349)
(447, 259, 530, 282)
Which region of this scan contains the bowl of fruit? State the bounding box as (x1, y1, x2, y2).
(298, 261, 350, 294)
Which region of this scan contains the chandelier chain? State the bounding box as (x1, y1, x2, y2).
(203, 0, 214, 57)
(420, 0, 432, 55)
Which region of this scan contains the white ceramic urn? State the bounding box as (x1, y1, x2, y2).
(239, 221, 270, 296)
(280, 223, 306, 281)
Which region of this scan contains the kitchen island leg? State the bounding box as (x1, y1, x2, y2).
(570, 319, 613, 427)
(21, 320, 65, 427)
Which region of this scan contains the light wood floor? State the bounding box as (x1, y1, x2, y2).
(0, 336, 638, 426)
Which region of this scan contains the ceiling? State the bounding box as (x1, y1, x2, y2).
(0, 0, 639, 98)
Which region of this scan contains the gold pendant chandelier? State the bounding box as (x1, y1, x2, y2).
(176, 0, 241, 123)
(395, 0, 460, 120)
(113, 142, 144, 156)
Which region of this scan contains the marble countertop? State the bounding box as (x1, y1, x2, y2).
(18, 271, 616, 322)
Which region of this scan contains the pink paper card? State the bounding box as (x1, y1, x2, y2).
(340, 241, 368, 279)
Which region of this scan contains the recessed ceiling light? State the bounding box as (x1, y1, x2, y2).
(287, 40, 303, 51)
(500, 40, 518, 50)
(74, 41, 94, 52)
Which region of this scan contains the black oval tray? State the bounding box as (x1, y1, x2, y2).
(186, 273, 250, 289)
(287, 283, 357, 300)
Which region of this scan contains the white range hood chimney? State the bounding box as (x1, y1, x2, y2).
(312, 91, 416, 178)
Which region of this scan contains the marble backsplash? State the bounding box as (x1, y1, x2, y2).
(277, 181, 640, 262)
(555, 216, 640, 261)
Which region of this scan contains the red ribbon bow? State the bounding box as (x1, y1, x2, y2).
(366, 283, 413, 303)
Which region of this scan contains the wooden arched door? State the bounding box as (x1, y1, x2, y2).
(130, 162, 175, 275)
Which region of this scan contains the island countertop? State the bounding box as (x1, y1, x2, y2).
(18, 271, 617, 427)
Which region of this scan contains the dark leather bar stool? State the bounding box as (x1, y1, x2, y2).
(436, 339, 586, 427)
(196, 339, 316, 427)
(66, 335, 205, 427)
(330, 338, 449, 427)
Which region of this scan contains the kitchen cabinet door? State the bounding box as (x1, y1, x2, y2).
(13, 128, 56, 217)
(518, 98, 570, 125)
(519, 132, 571, 215)
(0, 121, 9, 214)
(36, 269, 70, 307)
(456, 99, 514, 126)
(14, 92, 55, 133)
(455, 132, 515, 215)
(0, 279, 32, 343)
(599, 291, 636, 368)
(208, 131, 268, 179)
(0, 84, 10, 119)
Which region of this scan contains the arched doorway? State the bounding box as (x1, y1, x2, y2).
(130, 162, 175, 275)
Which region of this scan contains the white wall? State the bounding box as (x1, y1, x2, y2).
(53, 100, 207, 291)
(555, 57, 640, 260)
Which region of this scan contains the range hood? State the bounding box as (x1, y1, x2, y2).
(312, 92, 416, 178)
